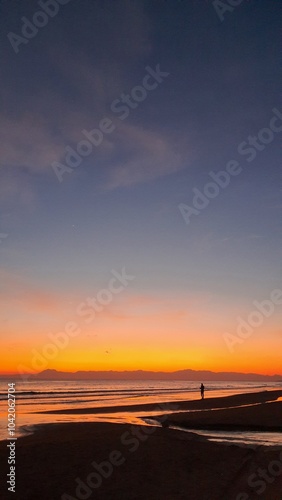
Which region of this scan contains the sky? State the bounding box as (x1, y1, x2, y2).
(0, 0, 282, 376)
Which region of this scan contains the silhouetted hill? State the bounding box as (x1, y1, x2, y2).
(28, 368, 282, 381)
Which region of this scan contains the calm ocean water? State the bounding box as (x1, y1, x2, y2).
(0, 380, 281, 446)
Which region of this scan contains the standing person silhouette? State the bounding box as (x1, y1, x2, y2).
(200, 383, 205, 400)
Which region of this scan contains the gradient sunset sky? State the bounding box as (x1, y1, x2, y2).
(0, 0, 281, 376)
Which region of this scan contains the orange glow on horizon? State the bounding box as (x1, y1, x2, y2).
(1, 344, 281, 378)
(1, 277, 281, 378)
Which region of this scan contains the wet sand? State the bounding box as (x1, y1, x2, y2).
(38, 389, 282, 415)
(0, 390, 281, 500)
(156, 400, 282, 432)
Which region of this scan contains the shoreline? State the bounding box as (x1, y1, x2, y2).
(0, 390, 281, 499)
(37, 388, 282, 415)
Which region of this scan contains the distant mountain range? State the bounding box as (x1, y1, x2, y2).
(19, 368, 282, 381)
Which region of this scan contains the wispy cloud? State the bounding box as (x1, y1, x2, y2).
(104, 123, 187, 189)
(0, 0, 152, 191)
(0, 114, 65, 173)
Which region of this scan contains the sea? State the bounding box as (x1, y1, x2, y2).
(0, 379, 281, 447)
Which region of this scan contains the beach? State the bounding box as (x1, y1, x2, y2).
(0, 390, 281, 500)
(2, 0, 282, 497)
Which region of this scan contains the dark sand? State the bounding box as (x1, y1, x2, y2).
(0, 390, 281, 500)
(156, 401, 282, 432)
